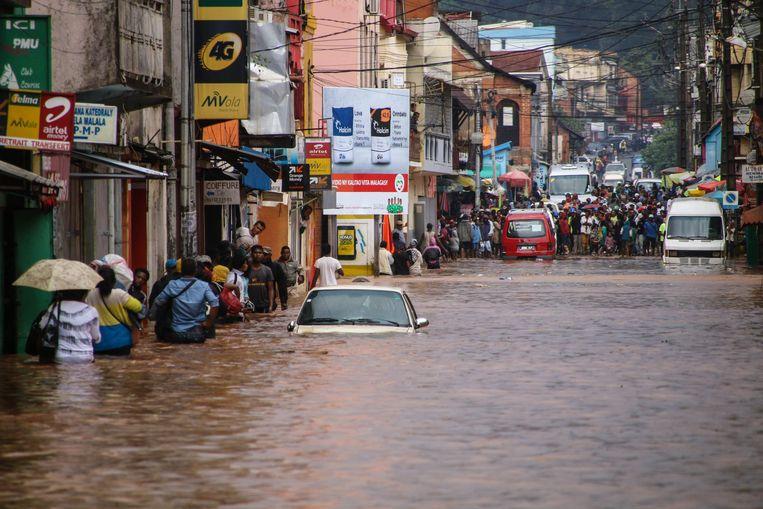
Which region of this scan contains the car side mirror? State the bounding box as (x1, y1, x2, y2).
(415, 318, 429, 329)
(287, 321, 296, 332)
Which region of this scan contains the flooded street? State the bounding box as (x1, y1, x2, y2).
(2, 258, 763, 508)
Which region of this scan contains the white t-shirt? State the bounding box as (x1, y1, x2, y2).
(225, 268, 248, 303)
(314, 256, 342, 287)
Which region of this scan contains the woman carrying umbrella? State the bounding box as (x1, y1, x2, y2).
(14, 259, 103, 364)
(87, 266, 144, 356)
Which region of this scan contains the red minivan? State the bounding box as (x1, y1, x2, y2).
(501, 210, 556, 259)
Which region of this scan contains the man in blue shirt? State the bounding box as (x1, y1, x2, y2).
(643, 215, 658, 256)
(152, 258, 219, 343)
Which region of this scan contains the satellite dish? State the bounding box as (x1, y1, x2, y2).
(419, 16, 441, 57)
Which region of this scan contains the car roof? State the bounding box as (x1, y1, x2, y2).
(506, 209, 548, 217)
(308, 285, 404, 294)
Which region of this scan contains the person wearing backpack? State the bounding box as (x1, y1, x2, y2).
(36, 290, 101, 364)
(221, 253, 247, 320)
(150, 258, 219, 343)
(87, 266, 144, 356)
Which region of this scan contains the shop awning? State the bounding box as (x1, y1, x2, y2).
(71, 151, 168, 179)
(198, 141, 279, 181)
(0, 159, 62, 190)
(741, 205, 763, 227)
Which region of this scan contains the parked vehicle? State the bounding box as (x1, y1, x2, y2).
(575, 155, 593, 171)
(547, 165, 593, 204)
(632, 155, 645, 166)
(501, 209, 556, 259)
(288, 286, 428, 334)
(631, 167, 644, 180)
(663, 198, 725, 265)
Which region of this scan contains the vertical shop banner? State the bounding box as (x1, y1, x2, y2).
(305, 137, 331, 190)
(0, 89, 74, 152)
(194, 0, 248, 119)
(322, 88, 410, 214)
(0, 15, 51, 91)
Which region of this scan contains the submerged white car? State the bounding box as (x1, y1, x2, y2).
(288, 286, 429, 334)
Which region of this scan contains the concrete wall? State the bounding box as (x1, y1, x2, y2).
(29, 0, 118, 92)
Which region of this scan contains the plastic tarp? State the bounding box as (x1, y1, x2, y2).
(241, 22, 295, 137)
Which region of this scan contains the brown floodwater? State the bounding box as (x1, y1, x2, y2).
(1, 258, 762, 508)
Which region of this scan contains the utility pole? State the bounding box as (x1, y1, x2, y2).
(474, 85, 482, 209)
(676, 0, 688, 169)
(547, 78, 554, 165)
(720, 0, 735, 191)
(180, 0, 197, 257)
(696, 0, 710, 140)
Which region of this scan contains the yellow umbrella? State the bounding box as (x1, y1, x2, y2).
(13, 259, 103, 292)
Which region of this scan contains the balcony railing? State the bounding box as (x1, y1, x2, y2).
(423, 132, 453, 174)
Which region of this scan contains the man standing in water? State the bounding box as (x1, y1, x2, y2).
(312, 244, 344, 288)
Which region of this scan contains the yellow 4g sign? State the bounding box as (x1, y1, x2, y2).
(199, 32, 243, 71)
(193, 1, 248, 119)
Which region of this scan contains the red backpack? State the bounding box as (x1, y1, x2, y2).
(219, 274, 243, 316)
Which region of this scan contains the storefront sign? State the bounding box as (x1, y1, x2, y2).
(337, 225, 357, 260)
(0, 15, 51, 91)
(322, 88, 410, 175)
(41, 153, 69, 201)
(283, 163, 309, 192)
(73, 103, 118, 145)
(324, 173, 409, 215)
(590, 122, 605, 132)
(741, 164, 763, 184)
(0, 89, 74, 152)
(194, 0, 248, 119)
(310, 175, 332, 190)
(305, 137, 330, 176)
(204, 179, 240, 205)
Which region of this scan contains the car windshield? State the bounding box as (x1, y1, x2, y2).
(507, 219, 546, 238)
(548, 175, 589, 195)
(297, 289, 410, 326)
(606, 164, 625, 172)
(667, 216, 723, 240)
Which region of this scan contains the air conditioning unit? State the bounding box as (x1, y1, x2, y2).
(366, 0, 379, 15)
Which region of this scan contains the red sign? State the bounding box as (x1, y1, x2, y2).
(0, 90, 75, 152)
(305, 138, 330, 158)
(332, 173, 408, 192)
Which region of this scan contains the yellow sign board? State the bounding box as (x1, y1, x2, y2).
(194, 0, 247, 21)
(337, 226, 357, 260)
(307, 158, 331, 176)
(194, 83, 248, 120)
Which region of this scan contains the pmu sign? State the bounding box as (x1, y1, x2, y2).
(0, 15, 51, 91)
(193, 1, 248, 119)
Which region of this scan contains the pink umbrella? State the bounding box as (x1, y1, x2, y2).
(497, 170, 531, 187)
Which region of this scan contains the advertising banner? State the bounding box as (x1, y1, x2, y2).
(305, 137, 331, 175)
(204, 179, 240, 205)
(0, 15, 51, 91)
(194, 0, 248, 119)
(337, 225, 357, 260)
(282, 163, 309, 192)
(0, 89, 74, 152)
(322, 88, 410, 174)
(74, 103, 118, 145)
(325, 173, 409, 215)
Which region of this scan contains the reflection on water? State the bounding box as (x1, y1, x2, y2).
(1, 258, 762, 508)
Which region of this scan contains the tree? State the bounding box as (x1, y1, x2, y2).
(642, 120, 677, 171)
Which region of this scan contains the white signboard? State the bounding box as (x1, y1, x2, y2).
(322, 87, 410, 174)
(73, 103, 119, 145)
(741, 164, 763, 184)
(204, 180, 240, 206)
(590, 122, 605, 132)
